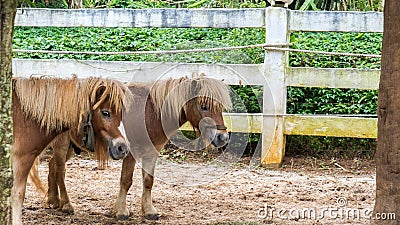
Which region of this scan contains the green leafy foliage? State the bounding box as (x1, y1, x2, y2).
(13, 27, 264, 63)
(287, 87, 378, 115)
(290, 32, 382, 69)
(230, 85, 262, 113)
(18, 0, 67, 8)
(294, 0, 383, 11)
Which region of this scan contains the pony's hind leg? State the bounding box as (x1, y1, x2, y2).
(57, 146, 75, 214)
(47, 149, 60, 209)
(141, 155, 158, 220)
(115, 153, 136, 220)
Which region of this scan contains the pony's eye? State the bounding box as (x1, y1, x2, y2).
(101, 110, 111, 118)
(200, 105, 209, 111)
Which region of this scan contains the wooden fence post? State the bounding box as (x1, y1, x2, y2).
(261, 7, 289, 167)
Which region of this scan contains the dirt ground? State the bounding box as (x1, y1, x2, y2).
(23, 151, 377, 225)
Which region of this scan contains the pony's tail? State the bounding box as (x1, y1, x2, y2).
(28, 157, 47, 195)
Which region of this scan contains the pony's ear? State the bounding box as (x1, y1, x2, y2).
(95, 86, 106, 100)
(191, 79, 200, 97)
(92, 85, 107, 109)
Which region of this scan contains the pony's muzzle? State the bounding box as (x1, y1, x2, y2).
(199, 118, 229, 147)
(108, 138, 129, 160)
(212, 132, 229, 147)
(217, 132, 229, 143)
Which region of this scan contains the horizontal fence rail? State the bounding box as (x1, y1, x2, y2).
(288, 11, 383, 32)
(15, 8, 265, 28)
(181, 114, 378, 138)
(12, 59, 266, 85)
(286, 67, 380, 89)
(13, 59, 381, 89)
(15, 8, 383, 32)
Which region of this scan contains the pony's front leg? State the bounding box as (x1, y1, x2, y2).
(47, 153, 60, 209)
(56, 136, 74, 214)
(141, 155, 158, 220)
(115, 153, 136, 220)
(47, 132, 74, 214)
(11, 148, 40, 225)
(56, 145, 75, 213)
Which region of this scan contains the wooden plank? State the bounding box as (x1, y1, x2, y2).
(15, 8, 265, 28)
(15, 8, 383, 32)
(286, 67, 380, 90)
(179, 114, 378, 139)
(289, 10, 383, 32)
(180, 113, 262, 133)
(284, 115, 377, 138)
(12, 59, 266, 85)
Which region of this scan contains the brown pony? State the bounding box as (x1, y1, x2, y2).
(115, 74, 232, 220)
(12, 76, 131, 225)
(33, 74, 232, 220)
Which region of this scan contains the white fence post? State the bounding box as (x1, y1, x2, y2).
(261, 7, 289, 167)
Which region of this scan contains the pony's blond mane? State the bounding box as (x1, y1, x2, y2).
(149, 74, 232, 119)
(14, 75, 131, 133)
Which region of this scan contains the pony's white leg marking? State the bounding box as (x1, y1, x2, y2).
(115, 185, 130, 218)
(11, 190, 23, 225)
(12, 156, 32, 225)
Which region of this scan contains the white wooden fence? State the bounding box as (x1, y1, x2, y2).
(13, 7, 383, 167)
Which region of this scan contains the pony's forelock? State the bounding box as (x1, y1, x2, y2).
(149, 74, 232, 119)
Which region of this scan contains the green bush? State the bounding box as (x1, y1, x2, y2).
(290, 32, 382, 69)
(13, 27, 265, 63)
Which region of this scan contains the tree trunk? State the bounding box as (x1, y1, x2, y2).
(0, 0, 17, 224)
(374, 0, 400, 224)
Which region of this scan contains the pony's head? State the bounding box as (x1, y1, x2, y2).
(84, 78, 133, 163)
(151, 74, 232, 148)
(183, 77, 231, 147)
(14, 76, 132, 164)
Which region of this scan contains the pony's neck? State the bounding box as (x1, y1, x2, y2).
(155, 108, 188, 138)
(178, 110, 188, 127)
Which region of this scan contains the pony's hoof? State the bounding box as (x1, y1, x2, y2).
(46, 197, 61, 209)
(116, 214, 130, 220)
(61, 204, 74, 215)
(144, 213, 159, 220)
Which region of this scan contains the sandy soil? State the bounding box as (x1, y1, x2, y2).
(23, 153, 376, 225)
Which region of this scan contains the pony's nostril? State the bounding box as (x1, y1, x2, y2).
(218, 133, 229, 143)
(117, 145, 125, 153)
